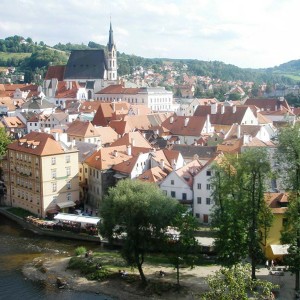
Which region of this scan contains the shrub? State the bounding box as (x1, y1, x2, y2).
(74, 246, 87, 256)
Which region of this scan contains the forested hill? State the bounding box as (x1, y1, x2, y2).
(0, 35, 299, 85)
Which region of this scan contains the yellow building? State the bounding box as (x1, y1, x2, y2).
(2, 131, 79, 218)
(263, 192, 288, 260)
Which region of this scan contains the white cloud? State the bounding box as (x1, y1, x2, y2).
(0, 0, 299, 68)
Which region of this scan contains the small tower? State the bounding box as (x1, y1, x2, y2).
(107, 21, 117, 81)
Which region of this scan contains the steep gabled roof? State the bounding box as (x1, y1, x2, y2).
(110, 131, 152, 148)
(8, 131, 64, 156)
(66, 120, 99, 138)
(44, 65, 66, 81)
(171, 145, 217, 160)
(161, 116, 207, 136)
(194, 105, 250, 125)
(112, 155, 140, 174)
(2, 116, 26, 128)
(84, 145, 131, 170)
(175, 160, 203, 188)
(92, 102, 130, 127)
(244, 98, 290, 111)
(21, 97, 54, 110)
(138, 166, 168, 184)
(265, 192, 288, 214)
(64, 50, 108, 80)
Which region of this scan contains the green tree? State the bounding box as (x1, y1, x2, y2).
(202, 263, 276, 300)
(0, 128, 12, 157)
(164, 213, 199, 286)
(211, 149, 271, 279)
(277, 123, 300, 291)
(99, 179, 184, 286)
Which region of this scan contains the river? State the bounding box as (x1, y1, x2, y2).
(0, 214, 111, 300)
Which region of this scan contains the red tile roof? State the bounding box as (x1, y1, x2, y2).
(95, 84, 140, 94)
(161, 116, 207, 136)
(110, 131, 152, 148)
(194, 105, 250, 125)
(8, 131, 64, 156)
(244, 98, 290, 112)
(66, 120, 100, 138)
(44, 65, 66, 81)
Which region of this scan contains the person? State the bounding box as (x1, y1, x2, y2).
(159, 270, 166, 277)
(96, 263, 102, 270)
(271, 259, 274, 268)
(265, 260, 269, 270)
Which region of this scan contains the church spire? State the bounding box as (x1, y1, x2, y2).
(107, 21, 115, 52)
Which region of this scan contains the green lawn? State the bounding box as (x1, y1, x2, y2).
(0, 52, 31, 64)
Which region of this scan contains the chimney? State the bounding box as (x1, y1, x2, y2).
(184, 117, 189, 127)
(232, 105, 236, 113)
(221, 105, 225, 114)
(127, 145, 132, 156)
(211, 102, 217, 114)
(170, 116, 174, 124)
(237, 124, 241, 138)
(160, 159, 165, 169)
(112, 102, 116, 112)
(131, 138, 135, 146)
(97, 139, 102, 149)
(113, 150, 118, 157)
(172, 159, 176, 171)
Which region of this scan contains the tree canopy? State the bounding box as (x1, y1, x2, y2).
(277, 123, 300, 291)
(99, 179, 186, 285)
(211, 149, 272, 279)
(202, 263, 276, 300)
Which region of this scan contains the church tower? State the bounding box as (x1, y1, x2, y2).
(107, 21, 117, 81)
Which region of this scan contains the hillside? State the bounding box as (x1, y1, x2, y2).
(0, 35, 299, 85)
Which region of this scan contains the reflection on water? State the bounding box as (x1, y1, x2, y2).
(0, 214, 110, 300)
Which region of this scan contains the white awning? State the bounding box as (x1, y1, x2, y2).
(270, 244, 290, 256)
(195, 237, 215, 247)
(57, 201, 76, 209)
(54, 213, 100, 225)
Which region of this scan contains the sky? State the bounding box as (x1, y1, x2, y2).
(1, 0, 299, 69)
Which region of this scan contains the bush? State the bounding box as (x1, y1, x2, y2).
(74, 246, 87, 256)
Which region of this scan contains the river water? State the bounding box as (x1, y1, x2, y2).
(0, 214, 111, 300)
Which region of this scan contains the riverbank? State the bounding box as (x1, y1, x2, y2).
(22, 255, 218, 299)
(22, 254, 298, 300)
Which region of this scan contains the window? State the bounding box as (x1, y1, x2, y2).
(206, 170, 211, 176)
(51, 157, 56, 165)
(67, 193, 72, 201)
(65, 155, 70, 163)
(171, 180, 174, 185)
(51, 169, 56, 179)
(66, 181, 71, 190)
(66, 167, 71, 176)
(182, 193, 187, 201)
(197, 183, 201, 189)
(195, 213, 200, 218)
(52, 182, 57, 192)
(53, 196, 57, 203)
(171, 191, 176, 198)
(197, 197, 202, 204)
(206, 198, 211, 205)
(206, 184, 211, 190)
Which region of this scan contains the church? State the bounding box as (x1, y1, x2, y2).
(43, 22, 118, 100)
